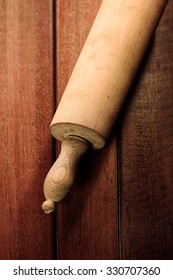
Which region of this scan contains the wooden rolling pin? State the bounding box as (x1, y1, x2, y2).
(42, 0, 167, 213)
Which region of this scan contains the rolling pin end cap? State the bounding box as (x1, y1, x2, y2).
(42, 200, 55, 214)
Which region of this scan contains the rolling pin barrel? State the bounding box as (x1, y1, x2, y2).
(42, 0, 167, 213)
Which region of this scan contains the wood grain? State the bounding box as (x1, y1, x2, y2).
(56, 0, 118, 259)
(0, 0, 56, 259)
(118, 0, 173, 259)
(52, 0, 168, 151)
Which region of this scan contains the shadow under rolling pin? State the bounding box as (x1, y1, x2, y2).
(42, 0, 168, 214)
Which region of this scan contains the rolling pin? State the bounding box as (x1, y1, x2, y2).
(42, 0, 167, 213)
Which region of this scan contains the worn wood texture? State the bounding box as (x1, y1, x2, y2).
(119, 0, 173, 259)
(0, 0, 56, 259)
(56, 0, 118, 259)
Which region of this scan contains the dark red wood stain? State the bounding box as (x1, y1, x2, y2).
(0, 0, 172, 260)
(56, 0, 118, 260)
(0, 0, 56, 259)
(119, 1, 173, 259)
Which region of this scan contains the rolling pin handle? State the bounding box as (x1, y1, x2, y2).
(42, 136, 90, 214)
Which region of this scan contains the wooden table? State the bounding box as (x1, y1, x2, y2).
(0, 0, 173, 259)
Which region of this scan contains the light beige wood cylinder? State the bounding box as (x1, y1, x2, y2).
(50, 0, 167, 149)
(42, 0, 167, 213)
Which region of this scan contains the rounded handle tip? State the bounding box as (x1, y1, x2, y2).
(42, 200, 56, 214)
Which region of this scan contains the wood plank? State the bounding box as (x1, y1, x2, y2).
(0, 0, 56, 259)
(119, 1, 173, 259)
(56, 0, 118, 259)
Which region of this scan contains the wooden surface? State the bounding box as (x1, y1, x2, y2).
(56, 0, 118, 259)
(56, 0, 172, 260)
(0, 0, 56, 259)
(119, 0, 173, 259)
(0, 0, 172, 260)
